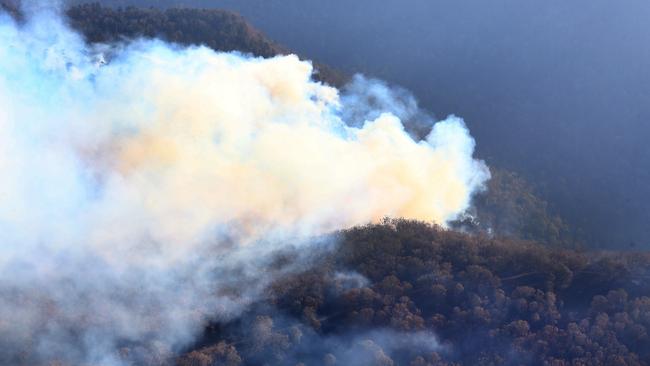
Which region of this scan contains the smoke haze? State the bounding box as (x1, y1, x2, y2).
(0, 4, 488, 364)
(84, 0, 650, 248)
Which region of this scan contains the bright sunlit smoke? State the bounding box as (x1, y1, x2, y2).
(0, 4, 489, 365)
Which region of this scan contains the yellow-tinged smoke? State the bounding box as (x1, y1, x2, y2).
(0, 7, 489, 364)
(68, 51, 488, 258)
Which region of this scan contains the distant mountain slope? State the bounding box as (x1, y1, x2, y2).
(66, 3, 346, 86)
(466, 168, 578, 247)
(67, 4, 283, 57)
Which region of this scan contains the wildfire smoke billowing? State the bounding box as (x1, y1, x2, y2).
(0, 4, 488, 364)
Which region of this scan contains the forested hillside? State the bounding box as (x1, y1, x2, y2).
(67, 4, 282, 57)
(4, 218, 647, 365)
(3, 3, 646, 366)
(63, 0, 650, 250)
(465, 169, 577, 248)
(66, 3, 345, 86)
(193, 220, 649, 365)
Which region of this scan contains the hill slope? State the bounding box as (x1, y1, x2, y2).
(66, 3, 346, 86)
(2, 4, 638, 366)
(126, 222, 650, 365)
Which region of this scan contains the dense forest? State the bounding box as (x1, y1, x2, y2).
(2, 2, 648, 365)
(5, 220, 649, 365)
(65, 3, 345, 86)
(66, 4, 283, 57)
(180, 220, 650, 366)
(19, 220, 646, 366)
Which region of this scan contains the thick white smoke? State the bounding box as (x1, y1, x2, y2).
(0, 5, 489, 365)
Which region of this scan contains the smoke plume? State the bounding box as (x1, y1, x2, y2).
(0, 4, 489, 365)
